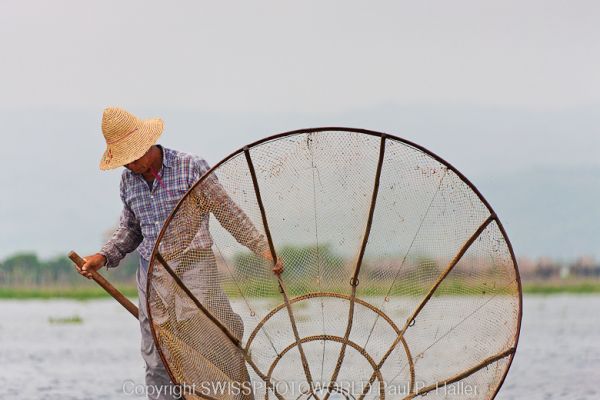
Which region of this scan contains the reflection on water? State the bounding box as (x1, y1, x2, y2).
(0, 295, 598, 400)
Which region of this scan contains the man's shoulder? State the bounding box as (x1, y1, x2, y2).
(120, 167, 134, 181)
(164, 147, 208, 169)
(165, 147, 198, 161)
(118, 169, 135, 195)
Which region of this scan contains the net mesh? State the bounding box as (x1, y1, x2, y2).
(147, 129, 522, 400)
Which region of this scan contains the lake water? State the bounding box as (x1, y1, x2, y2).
(0, 295, 598, 400)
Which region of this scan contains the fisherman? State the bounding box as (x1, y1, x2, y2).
(77, 107, 282, 400)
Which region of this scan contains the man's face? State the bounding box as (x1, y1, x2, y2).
(124, 147, 153, 174)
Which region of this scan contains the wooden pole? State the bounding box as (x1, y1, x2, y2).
(68, 250, 139, 319)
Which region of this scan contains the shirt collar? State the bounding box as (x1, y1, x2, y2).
(157, 145, 172, 169)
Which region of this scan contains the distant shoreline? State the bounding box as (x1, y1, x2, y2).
(1, 280, 599, 300)
(0, 286, 139, 300)
(521, 281, 600, 294)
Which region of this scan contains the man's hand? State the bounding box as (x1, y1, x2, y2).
(78, 253, 107, 279)
(262, 249, 284, 276)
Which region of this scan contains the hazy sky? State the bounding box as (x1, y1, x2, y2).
(2, 0, 598, 112)
(0, 1, 598, 259)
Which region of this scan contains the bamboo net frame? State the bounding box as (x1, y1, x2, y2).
(147, 128, 522, 400)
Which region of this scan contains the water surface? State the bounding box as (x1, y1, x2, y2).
(0, 295, 598, 399)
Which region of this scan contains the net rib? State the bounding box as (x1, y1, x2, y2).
(157, 326, 238, 396)
(267, 335, 386, 400)
(323, 134, 387, 400)
(388, 277, 518, 386)
(156, 252, 241, 346)
(155, 252, 286, 400)
(244, 146, 318, 398)
(213, 243, 280, 357)
(363, 168, 448, 351)
(307, 134, 327, 384)
(401, 347, 515, 400)
(357, 214, 496, 400)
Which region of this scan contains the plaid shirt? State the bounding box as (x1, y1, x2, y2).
(100, 146, 267, 268)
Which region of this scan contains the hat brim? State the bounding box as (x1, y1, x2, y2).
(99, 118, 164, 170)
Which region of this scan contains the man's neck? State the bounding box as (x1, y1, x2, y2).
(141, 146, 163, 182)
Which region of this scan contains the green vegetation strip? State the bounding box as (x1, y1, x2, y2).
(521, 281, 600, 294)
(0, 286, 139, 300)
(2, 280, 600, 300)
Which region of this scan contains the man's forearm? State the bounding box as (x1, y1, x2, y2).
(215, 208, 269, 256)
(193, 176, 268, 256)
(99, 226, 143, 268)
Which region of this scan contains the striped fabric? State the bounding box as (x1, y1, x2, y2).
(100, 146, 267, 268)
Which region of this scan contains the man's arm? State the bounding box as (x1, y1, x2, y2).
(186, 157, 282, 275)
(203, 177, 283, 274)
(98, 199, 143, 268)
(201, 173, 269, 256)
(189, 158, 267, 255)
(101, 175, 143, 268)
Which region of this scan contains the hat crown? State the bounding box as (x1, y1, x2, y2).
(102, 107, 142, 144)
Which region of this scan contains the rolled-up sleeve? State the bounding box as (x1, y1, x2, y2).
(99, 175, 143, 268)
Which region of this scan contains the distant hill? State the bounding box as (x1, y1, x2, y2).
(1, 106, 598, 260)
(475, 166, 600, 259)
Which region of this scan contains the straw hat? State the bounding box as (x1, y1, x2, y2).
(99, 107, 164, 170)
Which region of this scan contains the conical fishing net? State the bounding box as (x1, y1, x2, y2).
(147, 128, 522, 400)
